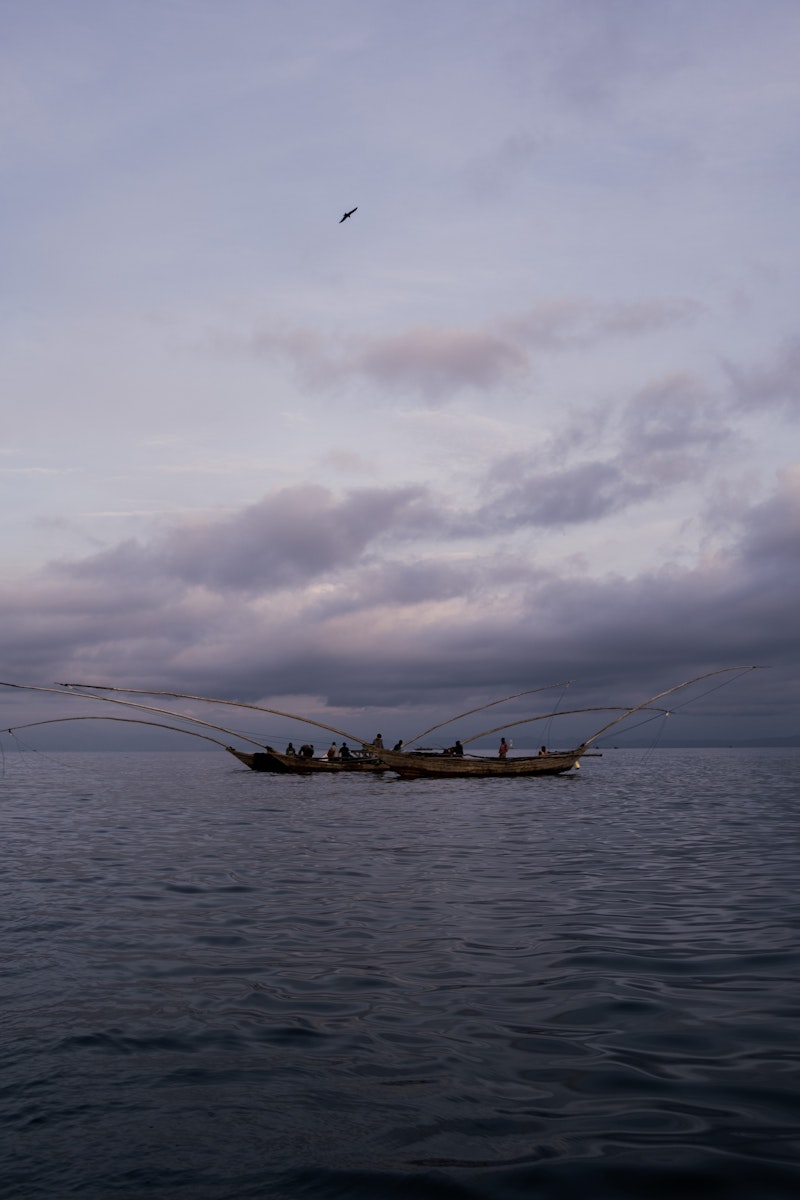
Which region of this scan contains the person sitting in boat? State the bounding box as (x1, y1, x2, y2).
(499, 737, 508, 759)
(538, 745, 548, 756)
(285, 742, 296, 756)
(326, 742, 338, 760)
(393, 739, 403, 751)
(299, 743, 314, 759)
(373, 733, 384, 749)
(340, 742, 351, 760)
(453, 740, 464, 757)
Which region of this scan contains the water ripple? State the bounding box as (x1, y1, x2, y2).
(1, 748, 798, 1198)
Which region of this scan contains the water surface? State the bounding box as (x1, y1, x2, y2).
(1, 747, 798, 1198)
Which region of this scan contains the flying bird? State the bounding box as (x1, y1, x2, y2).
(339, 207, 358, 223)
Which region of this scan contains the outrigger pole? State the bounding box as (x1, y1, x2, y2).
(0, 681, 275, 749)
(404, 681, 572, 749)
(579, 665, 762, 749)
(455, 667, 760, 749)
(461, 706, 667, 747)
(54, 681, 370, 747)
(3, 715, 234, 749)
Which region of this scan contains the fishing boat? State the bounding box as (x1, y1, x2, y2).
(369, 666, 762, 779)
(0, 711, 384, 774)
(369, 745, 588, 779)
(225, 746, 385, 774)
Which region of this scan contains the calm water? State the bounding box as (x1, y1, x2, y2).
(1, 747, 798, 1199)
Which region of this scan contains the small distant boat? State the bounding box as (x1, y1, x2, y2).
(226, 746, 385, 774)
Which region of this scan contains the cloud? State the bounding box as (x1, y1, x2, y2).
(622, 373, 723, 455)
(240, 322, 528, 401)
(471, 371, 731, 532)
(355, 328, 527, 399)
(738, 465, 800, 568)
(60, 483, 435, 593)
(227, 297, 701, 403)
(725, 337, 800, 417)
(505, 298, 702, 350)
(1, 469, 796, 743)
(476, 459, 651, 529)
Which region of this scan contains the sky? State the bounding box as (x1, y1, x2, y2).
(2, 0, 799, 749)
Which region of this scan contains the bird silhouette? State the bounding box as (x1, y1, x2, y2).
(339, 207, 358, 223)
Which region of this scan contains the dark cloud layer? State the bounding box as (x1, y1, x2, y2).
(477, 460, 650, 528)
(2, 469, 798, 744)
(4, 336, 798, 740)
(474, 373, 729, 531)
(64, 485, 434, 593)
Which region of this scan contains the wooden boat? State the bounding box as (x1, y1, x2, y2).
(226, 746, 385, 774)
(368, 703, 641, 779)
(0, 712, 384, 774)
(368, 746, 587, 779)
(0, 681, 391, 775)
(368, 667, 762, 779)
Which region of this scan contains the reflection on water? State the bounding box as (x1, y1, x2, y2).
(1, 748, 799, 1198)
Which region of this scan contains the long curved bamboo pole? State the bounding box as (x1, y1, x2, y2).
(580, 666, 760, 748)
(465, 667, 758, 750)
(3, 715, 232, 749)
(52, 681, 370, 747)
(0, 681, 269, 748)
(470, 667, 762, 748)
(461, 705, 666, 747)
(463, 667, 759, 751)
(405, 681, 572, 748)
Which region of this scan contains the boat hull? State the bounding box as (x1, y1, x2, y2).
(373, 747, 586, 779)
(226, 746, 385, 774)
